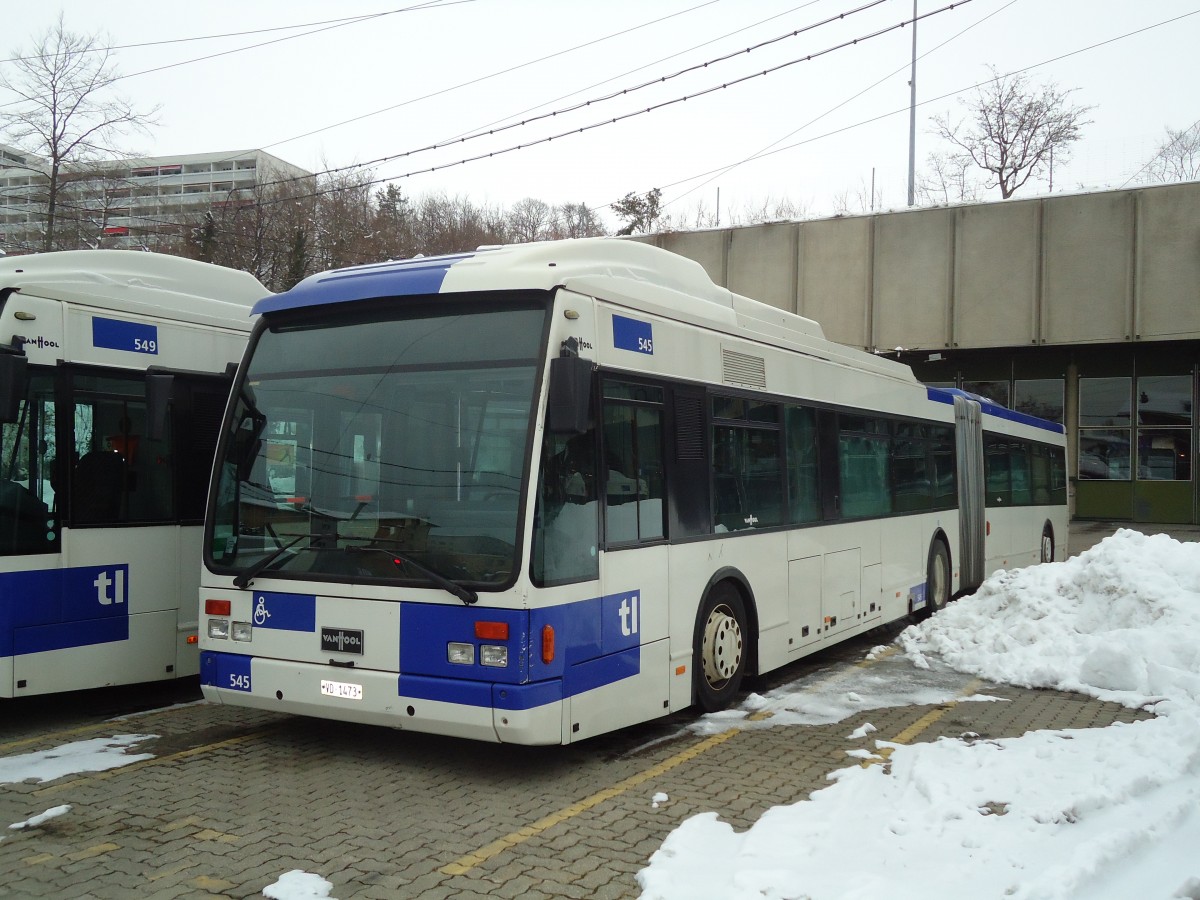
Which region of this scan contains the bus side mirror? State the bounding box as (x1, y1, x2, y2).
(0, 350, 28, 424)
(145, 369, 175, 441)
(547, 353, 593, 435)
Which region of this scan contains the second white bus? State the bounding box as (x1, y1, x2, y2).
(197, 238, 1066, 743)
(1, 250, 267, 697)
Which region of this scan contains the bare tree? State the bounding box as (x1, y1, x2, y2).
(657, 198, 718, 233)
(915, 150, 986, 206)
(174, 171, 317, 290)
(931, 65, 1092, 199)
(0, 15, 159, 250)
(553, 202, 606, 238)
(726, 195, 807, 226)
(414, 192, 508, 256)
(508, 197, 557, 243)
(1143, 122, 1200, 183)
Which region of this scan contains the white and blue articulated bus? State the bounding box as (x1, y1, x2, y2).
(199, 238, 1066, 744)
(0, 250, 267, 697)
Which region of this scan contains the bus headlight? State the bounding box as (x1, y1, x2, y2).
(480, 644, 508, 668)
(208, 618, 230, 640)
(447, 642, 474, 665)
(232, 621, 253, 642)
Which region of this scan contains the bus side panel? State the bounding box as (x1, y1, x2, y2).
(567, 637, 670, 742)
(15, 609, 177, 695)
(175, 525, 203, 677)
(666, 534, 790, 712)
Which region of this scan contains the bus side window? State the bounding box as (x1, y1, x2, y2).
(602, 402, 665, 543)
(69, 374, 174, 526)
(532, 429, 599, 585)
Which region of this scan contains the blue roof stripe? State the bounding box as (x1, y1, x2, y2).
(927, 387, 1065, 435)
(253, 253, 475, 315)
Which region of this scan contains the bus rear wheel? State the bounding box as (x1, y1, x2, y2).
(1041, 523, 1055, 563)
(693, 582, 747, 713)
(926, 540, 951, 616)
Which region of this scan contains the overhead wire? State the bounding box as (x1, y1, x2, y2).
(4, 5, 1195, 256)
(0, 1, 476, 113)
(216, 0, 970, 201)
(311, 0, 891, 173)
(436, 1, 826, 143)
(662, 0, 1015, 210)
(644, 7, 1200, 205)
(256, 0, 726, 152)
(0, 7, 451, 65)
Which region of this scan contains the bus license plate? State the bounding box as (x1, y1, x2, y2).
(320, 679, 363, 701)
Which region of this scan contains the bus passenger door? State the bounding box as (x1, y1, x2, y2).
(15, 372, 180, 694)
(568, 388, 670, 741)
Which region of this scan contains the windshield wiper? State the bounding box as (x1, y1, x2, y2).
(346, 546, 478, 606)
(232, 532, 308, 590)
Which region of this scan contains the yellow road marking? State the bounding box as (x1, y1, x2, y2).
(194, 828, 239, 844)
(442, 646, 895, 877)
(191, 875, 237, 891)
(0, 721, 133, 755)
(440, 725, 744, 876)
(149, 861, 199, 882)
(66, 842, 119, 861)
(32, 726, 279, 797)
(0, 701, 213, 755)
(859, 677, 983, 767)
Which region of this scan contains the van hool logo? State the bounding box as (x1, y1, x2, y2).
(17, 335, 61, 350)
(321, 627, 364, 655)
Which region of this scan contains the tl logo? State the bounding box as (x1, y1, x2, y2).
(618, 593, 640, 637)
(93, 568, 127, 606)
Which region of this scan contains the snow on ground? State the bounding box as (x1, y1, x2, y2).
(262, 869, 336, 899)
(0, 734, 156, 785)
(639, 529, 1200, 900)
(8, 804, 71, 830)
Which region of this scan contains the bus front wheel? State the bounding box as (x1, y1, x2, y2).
(693, 582, 747, 713)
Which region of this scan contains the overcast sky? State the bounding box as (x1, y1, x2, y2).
(2, 1, 1196, 226)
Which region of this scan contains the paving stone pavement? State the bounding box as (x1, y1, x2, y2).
(0, 643, 1154, 899)
(0, 521, 1183, 899)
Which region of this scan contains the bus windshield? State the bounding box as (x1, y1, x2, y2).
(208, 297, 548, 591)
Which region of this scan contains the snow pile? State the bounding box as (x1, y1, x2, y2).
(639, 530, 1200, 900)
(0, 735, 156, 784)
(901, 529, 1200, 714)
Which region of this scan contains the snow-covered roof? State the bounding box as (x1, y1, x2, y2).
(253, 237, 827, 337)
(0, 250, 269, 329)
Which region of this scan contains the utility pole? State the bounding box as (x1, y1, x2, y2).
(907, 0, 918, 206)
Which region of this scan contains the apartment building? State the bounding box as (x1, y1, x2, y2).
(0, 147, 311, 253)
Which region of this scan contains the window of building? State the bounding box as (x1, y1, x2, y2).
(1136, 375, 1192, 481)
(1014, 378, 1064, 424)
(962, 380, 1010, 407)
(1078, 377, 1131, 481)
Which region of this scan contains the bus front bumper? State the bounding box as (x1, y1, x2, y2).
(201, 651, 565, 744)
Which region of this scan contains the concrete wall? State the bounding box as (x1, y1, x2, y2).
(640, 182, 1200, 352)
